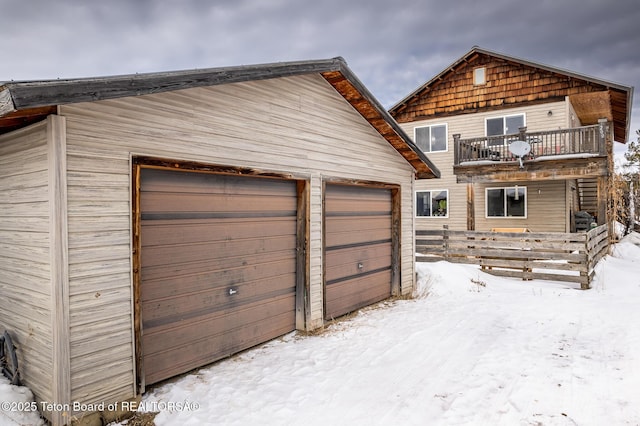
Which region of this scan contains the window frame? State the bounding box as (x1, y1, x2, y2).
(473, 67, 486, 85)
(485, 113, 526, 147)
(415, 189, 449, 218)
(413, 123, 448, 153)
(485, 113, 526, 135)
(485, 186, 527, 219)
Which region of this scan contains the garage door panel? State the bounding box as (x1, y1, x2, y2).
(325, 227, 391, 248)
(141, 192, 297, 216)
(141, 217, 295, 246)
(141, 236, 296, 268)
(324, 216, 391, 233)
(324, 184, 393, 320)
(140, 168, 298, 385)
(325, 244, 392, 282)
(143, 293, 295, 355)
(142, 258, 296, 301)
(143, 296, 295, 385)
(142, 274, 296, 327)
(325, 199, 391, 214)
(142, 169, 296, 196)
(141, 250, 291, 282)
(325, 271, 391, 319)
(325, 186, 392, 201)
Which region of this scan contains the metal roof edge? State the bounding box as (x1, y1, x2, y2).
(2, 57, 346, 110)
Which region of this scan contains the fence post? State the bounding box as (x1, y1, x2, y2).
(582, 231, 591, 290)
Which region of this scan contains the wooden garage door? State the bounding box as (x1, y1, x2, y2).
(139, 168, 297, 385)
(324, 184, 393, 320)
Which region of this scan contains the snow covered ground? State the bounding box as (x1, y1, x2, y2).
(3, 233, 640, 426)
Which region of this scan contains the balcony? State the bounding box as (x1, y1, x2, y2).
(453, 120, 610, 183)
(454, 121, 608, 165)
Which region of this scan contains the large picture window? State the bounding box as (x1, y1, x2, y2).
(486, 186, 526, 218)
(414, 124, 447, 153)
(416, 190, 448, 217)
(486, 114, 525, 146)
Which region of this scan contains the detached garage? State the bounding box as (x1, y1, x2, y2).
(0, 57, 439, 425)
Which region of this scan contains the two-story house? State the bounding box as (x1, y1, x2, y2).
(390, 47, 634, 233)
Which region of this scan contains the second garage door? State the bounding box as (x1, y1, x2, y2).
(139, 168, 298, 386)
(324, 184, 393, 320)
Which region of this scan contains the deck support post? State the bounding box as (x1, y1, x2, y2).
(467, 183, 475, 231)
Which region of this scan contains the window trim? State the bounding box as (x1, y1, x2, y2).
(485, 186, 527, 219)
(473, 67, 486, 85)
(415, 189, 449, 218)
(484, 113, 526, 136)
(413, 123, 448, 153)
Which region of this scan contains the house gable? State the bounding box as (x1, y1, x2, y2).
(390, 47, 633, 144)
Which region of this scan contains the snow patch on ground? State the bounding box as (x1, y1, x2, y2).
(0, 376, 44, 425)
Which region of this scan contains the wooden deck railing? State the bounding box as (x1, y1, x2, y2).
(416, 225, 609, 289)
(453, 120, 608, 166)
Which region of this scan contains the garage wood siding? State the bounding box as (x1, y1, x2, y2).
(61, 73, 416, 402)
(66, 143, 134, 406)
(324, 184, 393, 320)
(0, 121, 53, 403)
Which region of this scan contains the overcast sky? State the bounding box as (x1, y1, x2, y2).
(1, 0, 638, 152)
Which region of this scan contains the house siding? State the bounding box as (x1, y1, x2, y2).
(398, 101, 568, 231)
(475, 180, 567, 232)
(60, 73, 416, 404)
(0, 121, 54, 404)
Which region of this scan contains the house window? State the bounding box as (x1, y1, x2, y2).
(486, 186, 526, 218)
(486, 114, 525, 146)
(414, 124, 447, 153)
(474, 67, 486, 85)
(416, 190, 448, 217)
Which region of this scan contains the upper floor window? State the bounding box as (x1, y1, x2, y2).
(486, 113, 525, 146)
(486, 113, 525, 136)
(486, 186, 527, 218)
(415, 124, 447, 153)
(473, 67, 486, 85)
(416, 190, 448, 218)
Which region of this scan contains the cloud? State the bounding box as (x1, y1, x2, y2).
(1, 0, 638, 143)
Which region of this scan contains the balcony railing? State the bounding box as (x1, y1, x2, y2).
(453, 120, 608, 166)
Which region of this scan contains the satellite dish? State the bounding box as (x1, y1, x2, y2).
(509, 140, 531, 168)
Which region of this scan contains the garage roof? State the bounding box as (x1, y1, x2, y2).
(0, 57, 439, 179)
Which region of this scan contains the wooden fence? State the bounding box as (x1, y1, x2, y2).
(416, 225, 609, 289)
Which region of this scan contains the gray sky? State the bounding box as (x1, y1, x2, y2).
(1, 0, 638, 152)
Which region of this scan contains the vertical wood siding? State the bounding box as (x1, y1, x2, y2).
(60, 74, 416, 403)
(0, 121, 53, 404)
(398, 101, 568, 231)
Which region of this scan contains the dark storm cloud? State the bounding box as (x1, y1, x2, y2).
(1, 0, 638, 144)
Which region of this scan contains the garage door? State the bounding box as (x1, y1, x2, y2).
(324, 184, 393, 320)
(139, 168, 298, 385)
